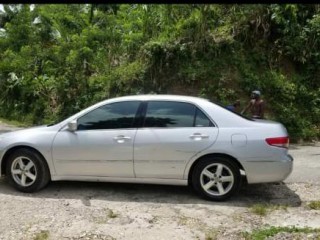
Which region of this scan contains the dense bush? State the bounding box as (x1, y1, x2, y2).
(0, 4, 319, 141)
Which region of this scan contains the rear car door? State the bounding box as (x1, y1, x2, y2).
(133, 100, 218, 179)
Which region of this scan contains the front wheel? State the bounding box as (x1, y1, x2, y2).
(192, 157, 241, 201)
(5, 148, 50, 193)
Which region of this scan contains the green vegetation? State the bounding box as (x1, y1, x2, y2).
(93, 208, 119, 224)
(33, 230, 49, 240)
(250, 204, 267, 216)
(204, 229, 218, 240)
(242, 226, 320, 240)
(0, 4, 319, 141)
(148, 215, 159, 224)
(176, 215, 218, 240)
(308, 201, 320, 210)
(250, 203, 287, 216)
(107, 208, 118, 218)
(0, 117, 31, 127)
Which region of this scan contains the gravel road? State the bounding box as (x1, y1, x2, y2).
(0, 123, 319, 240)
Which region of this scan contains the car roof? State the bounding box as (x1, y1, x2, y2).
(57, 94, 211, 127)
(104, 94, 210, 104)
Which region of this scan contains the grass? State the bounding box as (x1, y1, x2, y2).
(250, 204, 288, 216)
(242, 226, 320, 240)
(0, 117, 31, 127)
(93, 208, 119, 224)
(177, 215, 203, 227)
(176, 215, 218, 240)
(33, 230, 50, 240)
(107, 209, 119, 218)
(148, 216, 159, 224)
(204, 229, 218, 240)
(250, 204, 267, 216)
(177, 215, 190, 226)
(308, 201, 320, 210)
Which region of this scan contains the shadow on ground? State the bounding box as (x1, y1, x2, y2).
(0, 178, 301, 207)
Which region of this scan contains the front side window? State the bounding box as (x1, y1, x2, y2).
(77, 101, 141, 130)
(143, 101, 196, 128)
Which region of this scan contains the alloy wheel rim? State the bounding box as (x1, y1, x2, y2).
(11, 157, 37, 187)
(200, 163, 234, 196)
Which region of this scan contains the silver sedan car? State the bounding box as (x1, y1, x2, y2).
(0, 95, 293, 201)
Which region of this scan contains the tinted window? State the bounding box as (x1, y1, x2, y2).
(195, 108, 213, 127)
(77, 101, 140, 130)
(144, 101, 196, 128)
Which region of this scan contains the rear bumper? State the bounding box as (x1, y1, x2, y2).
(242, 154, 293, 184)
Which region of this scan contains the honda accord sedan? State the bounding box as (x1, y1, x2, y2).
(0, 95, 293, 201)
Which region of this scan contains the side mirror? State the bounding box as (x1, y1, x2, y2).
(67, 120, 77, 132)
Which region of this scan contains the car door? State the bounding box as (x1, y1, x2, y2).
(52, 101, 141, 177)
(133, 101, 219, 179)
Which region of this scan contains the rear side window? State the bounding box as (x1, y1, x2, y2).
(195, 108, 214, 127)
(143, 101, 213, 128)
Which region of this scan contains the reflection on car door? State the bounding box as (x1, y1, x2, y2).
(52, 101, 141, 177)
(134, 101, 218, 179)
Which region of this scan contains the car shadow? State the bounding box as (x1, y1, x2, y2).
(0, 178, 301, 207)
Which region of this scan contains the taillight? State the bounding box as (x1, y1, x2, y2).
(266, 137, 289, 148)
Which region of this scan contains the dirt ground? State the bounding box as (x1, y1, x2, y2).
(0, 123, 320, 240)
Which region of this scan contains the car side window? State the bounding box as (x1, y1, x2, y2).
(195, 108, 214, 127)
(144, 101, 196, 128)
(77, 101, 141, 130)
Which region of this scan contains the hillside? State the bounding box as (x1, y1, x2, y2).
(0, 4, 319, 140)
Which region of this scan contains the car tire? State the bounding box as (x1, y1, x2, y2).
(5, 148, 50, 193)
(192, 156, 241, 201)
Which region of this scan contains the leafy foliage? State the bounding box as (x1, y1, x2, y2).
(0, 4, 319, 140)
(242, 226, 320, 240)
(308, 201, 320, 210)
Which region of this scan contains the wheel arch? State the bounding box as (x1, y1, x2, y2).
(187, 153, 246, 185)
(1, 146, 51, 178)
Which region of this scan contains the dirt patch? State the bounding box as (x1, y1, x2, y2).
(0, 180, 320, 240)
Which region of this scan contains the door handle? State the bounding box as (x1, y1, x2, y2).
(189, 133, 209, 140)
(113, 135, 131, 142)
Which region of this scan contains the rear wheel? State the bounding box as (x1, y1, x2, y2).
(5, 148, 50, 193)
(192, 157, 241, 201)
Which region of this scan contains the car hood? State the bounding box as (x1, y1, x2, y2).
(0, 125, 50, 139)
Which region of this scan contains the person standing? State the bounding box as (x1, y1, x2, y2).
(241, 90, 265, 119)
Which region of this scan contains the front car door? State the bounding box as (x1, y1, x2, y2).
(52, 101, 141, 177)
(134, 100, 218, 179)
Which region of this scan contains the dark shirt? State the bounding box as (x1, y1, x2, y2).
(226, 105, 235, 112)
